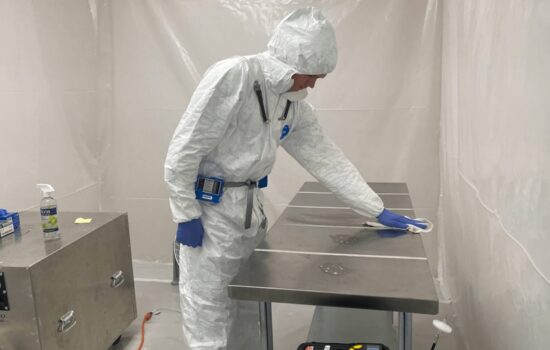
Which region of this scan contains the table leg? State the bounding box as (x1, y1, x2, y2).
(398, 312, 413, 350)
(259, 301, 273, 350)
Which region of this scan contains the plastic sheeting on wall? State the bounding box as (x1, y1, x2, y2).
(4, 0, 550, 347)
(440, 0, 550, 348)
(103, 0, 442, 264)
(1, 0, 441, 266)
(0, 0, 111, 211)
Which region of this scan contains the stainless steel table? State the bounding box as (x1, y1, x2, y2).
(228, 182, 438, 350)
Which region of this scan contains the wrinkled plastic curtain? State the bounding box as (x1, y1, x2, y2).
(440, 0, 550, 348)
(104, 0, 442, 263)
(0, 0, 112, 211)
(0, 0, 441, 263)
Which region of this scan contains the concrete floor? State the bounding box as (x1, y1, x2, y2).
(110, 262, 465, 350)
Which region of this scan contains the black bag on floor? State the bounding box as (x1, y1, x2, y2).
(297, 342, 390, 350)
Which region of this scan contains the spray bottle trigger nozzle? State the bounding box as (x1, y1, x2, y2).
(37, 184, 55, 197)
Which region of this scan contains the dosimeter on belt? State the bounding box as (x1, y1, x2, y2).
(195, 175, 268, 229)
(195, 176, 224, 203)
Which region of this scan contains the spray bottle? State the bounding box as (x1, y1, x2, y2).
(37, 184, 60, 240)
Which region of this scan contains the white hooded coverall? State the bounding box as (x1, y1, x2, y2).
(165, 7, 384, 350)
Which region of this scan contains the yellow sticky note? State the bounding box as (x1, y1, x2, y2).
(74, 217, 92, 224)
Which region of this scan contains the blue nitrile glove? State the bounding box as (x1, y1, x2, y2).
(376, 209, 428, 230)
(176, 218, 204, 248)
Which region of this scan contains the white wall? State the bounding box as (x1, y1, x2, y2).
(103, 0, 442, 264)
(440, 0, 550, 348)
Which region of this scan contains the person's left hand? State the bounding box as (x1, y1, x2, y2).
(376, 208, 427, 230)
(176, 218, 204, 248)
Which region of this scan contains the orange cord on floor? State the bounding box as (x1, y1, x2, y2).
(137, 311, 153, 350)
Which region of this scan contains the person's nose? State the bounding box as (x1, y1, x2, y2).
(308, 78, 317, 89)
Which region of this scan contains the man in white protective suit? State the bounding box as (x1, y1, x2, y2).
(165, 7, 427, 350)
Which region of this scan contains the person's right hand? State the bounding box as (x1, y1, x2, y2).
(176, 218, 204, 248)
(377, 209, 427, 230)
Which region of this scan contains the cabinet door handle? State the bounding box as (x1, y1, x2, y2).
(110, 270, 125, 288)
(58, 310, 76, 333)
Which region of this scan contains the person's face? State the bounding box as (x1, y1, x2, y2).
(288, 74, 327, 92)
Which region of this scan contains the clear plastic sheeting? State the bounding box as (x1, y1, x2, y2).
(102, 0, 441, 265)
(0, 0, 111, 212)
(3, 0, 550, 348)
(440, 0, 550, 348)
(0, 0, 440, 265)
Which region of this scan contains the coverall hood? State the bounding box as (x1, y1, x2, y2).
(257, 52, 296, 94)
(267, 7, 338, 76)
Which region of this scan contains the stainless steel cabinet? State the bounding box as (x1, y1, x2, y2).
(0, 212, 137, 350)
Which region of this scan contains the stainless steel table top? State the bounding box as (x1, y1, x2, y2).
(299, 182, 409, 195)
(257, 224, 427, 259)
(231, 251, 437, 313)
(289, 193, 413, 210)
(276, 207, 415, 228)
(229, 182, 438, 315)
(0, 212, 125, 267)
